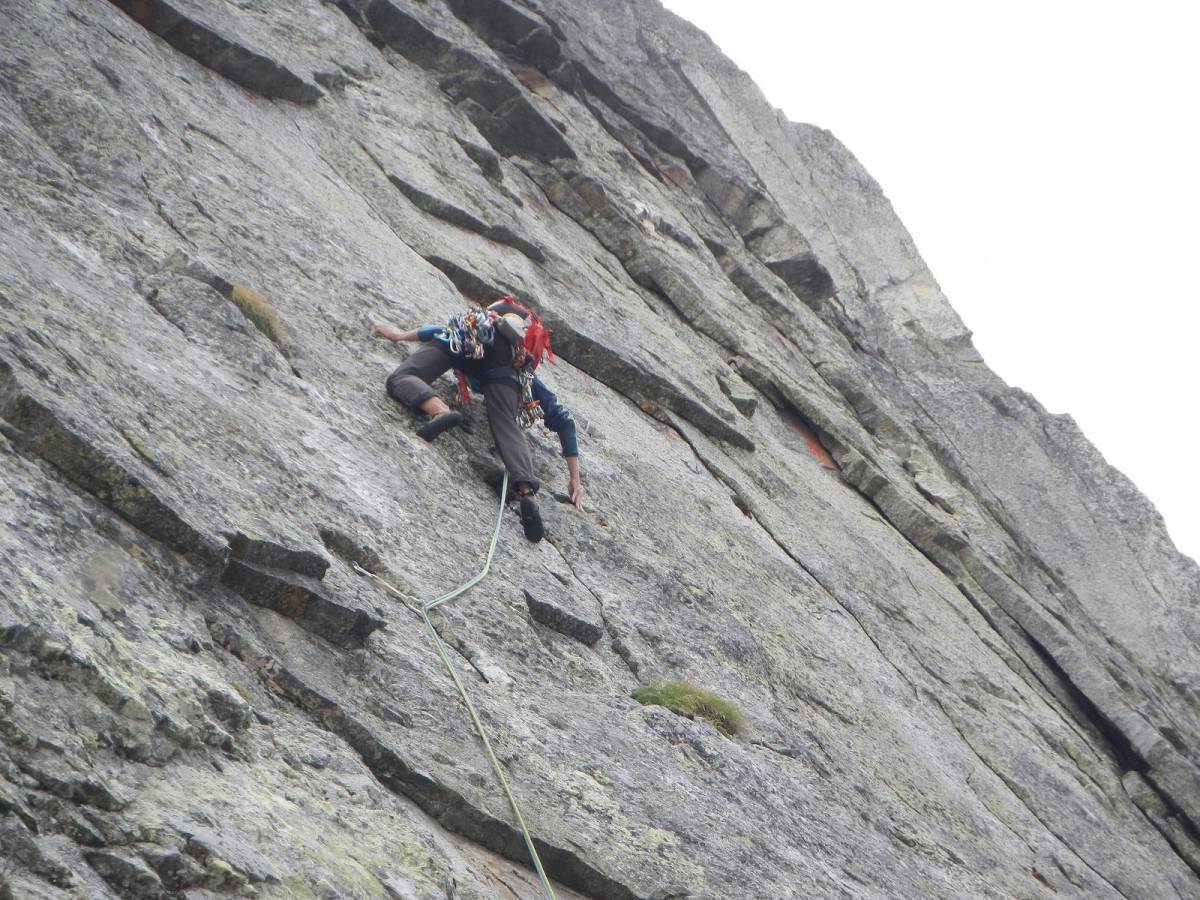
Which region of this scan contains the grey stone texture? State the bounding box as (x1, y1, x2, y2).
(0, 0, 1197, 897)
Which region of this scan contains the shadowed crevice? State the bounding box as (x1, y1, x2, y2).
(343, 0, 574, 162)
(221, 559, 384, 648)
(0, 356, 221, 564)
(107, 0, 322, 104)
(207, 619, 645, 900)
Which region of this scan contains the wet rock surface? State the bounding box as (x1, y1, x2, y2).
(1, 0, 1198, 897)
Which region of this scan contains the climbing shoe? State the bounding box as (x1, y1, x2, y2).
(417, 410, 464, 442)
(519, 495, 544, 543)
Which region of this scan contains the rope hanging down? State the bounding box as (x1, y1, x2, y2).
(355, 470, 557, 900)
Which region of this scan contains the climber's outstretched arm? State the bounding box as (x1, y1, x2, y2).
(373, 323, 414, 342)
(372, 323, 445, 342)
(532, 377, 583, 510)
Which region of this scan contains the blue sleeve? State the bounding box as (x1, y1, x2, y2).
(532, 377, 579, 458)
(417, 325, 444, 342)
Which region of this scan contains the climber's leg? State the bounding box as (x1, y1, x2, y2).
(482, 381, 539, 493)
(385, 344, 462, 440)
(482, 380, 542, 541)
(385, 343, 453, 408)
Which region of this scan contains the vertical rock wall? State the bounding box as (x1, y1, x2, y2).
(1, 0, 1197, 897)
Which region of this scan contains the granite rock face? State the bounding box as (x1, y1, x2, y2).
(1, 0, 1198, 897)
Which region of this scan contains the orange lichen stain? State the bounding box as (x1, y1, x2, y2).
(661, 164, 693, 188)
(129, 0, 154, 24)
(794, 420, 838, 471)
(512, 67, 553, 95)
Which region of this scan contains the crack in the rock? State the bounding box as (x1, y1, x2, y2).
(211, 621, 639, 900)
(355, 140, 546, 263)
(141, 174, 195, 248)
(107, 0, 322, 104)
(659, 413, 1175, 894)
(926, 692, 1134, 900)
(307, 148, 434, 271)
(427, 609, 494, 685)
(0, 357, 221, 565)
(543, 535, 638, 680)
(143, 288, 189, 336)
(662, 413, 924, 708)
(961, 767, 1039, 858)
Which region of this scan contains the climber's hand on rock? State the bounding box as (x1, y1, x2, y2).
(568, 471, 584, 510)
(371, 322, 398, 340)
(373, 324, 418, 342)
(564, 456, 583, 510)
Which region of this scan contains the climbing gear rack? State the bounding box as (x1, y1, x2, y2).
(518, 368, 544, 429)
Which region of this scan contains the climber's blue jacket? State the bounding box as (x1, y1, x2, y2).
(530, 377, 579, 459)
(417, 325, 579, 458)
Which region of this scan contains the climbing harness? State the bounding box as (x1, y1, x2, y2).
(354, 469, 557, 900)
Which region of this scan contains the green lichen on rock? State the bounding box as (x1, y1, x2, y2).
(119, 429, 157, 465)
(632, 681, 745, 737)
(229, 283, 286, 346)
(203, 856, 247, 891)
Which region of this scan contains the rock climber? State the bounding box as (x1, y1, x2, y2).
(373, 298, 582, 544)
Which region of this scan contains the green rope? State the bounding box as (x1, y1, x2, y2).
(360, 470, 557, 900)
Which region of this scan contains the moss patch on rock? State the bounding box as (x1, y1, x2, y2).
(632, 681, 745, 737)
(229, 283, 286, 346)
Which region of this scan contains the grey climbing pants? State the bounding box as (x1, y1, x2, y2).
(386, 343, 539, 493)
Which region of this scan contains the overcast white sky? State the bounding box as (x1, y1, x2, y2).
(662, 0, 1200, 563)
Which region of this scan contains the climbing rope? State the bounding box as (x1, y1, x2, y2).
(355, 469, 557, 900)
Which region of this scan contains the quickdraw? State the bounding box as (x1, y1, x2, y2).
(455, 370, 473, 406)
(446, 309, 496, 360)
(518, 368, 543, 429)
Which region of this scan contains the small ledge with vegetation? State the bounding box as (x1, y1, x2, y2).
(632, 681, 746, 737)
